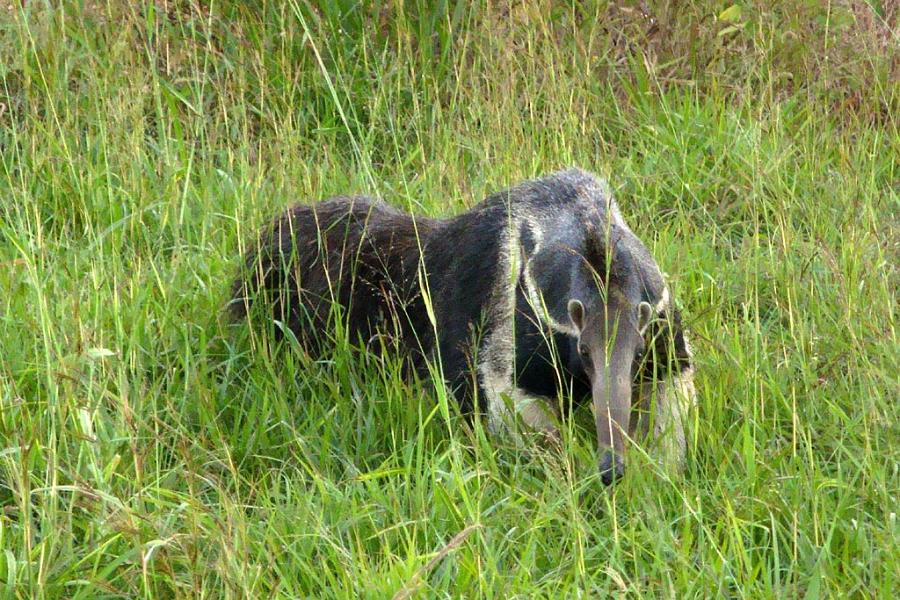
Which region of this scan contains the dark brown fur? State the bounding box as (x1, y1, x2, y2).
(230, 169, 696, 482)
(230, 196, 439, 363)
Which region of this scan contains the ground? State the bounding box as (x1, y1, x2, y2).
(0, 1, 897, 598)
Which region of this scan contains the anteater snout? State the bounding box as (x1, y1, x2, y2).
(599, 452, 625, 486)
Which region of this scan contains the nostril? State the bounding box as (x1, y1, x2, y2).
(600, 468, 615, 486)
(599, 452, 625, 486)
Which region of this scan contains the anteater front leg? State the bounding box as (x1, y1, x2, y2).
(632, 366, 696, 470)
(480, 365, 560, 440)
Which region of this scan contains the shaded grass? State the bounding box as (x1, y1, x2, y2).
(0, 1, 897, 598)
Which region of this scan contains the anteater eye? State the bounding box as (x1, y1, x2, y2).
(579, 346, 590, 360)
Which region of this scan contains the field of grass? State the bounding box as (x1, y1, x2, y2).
(1, 1, 897, 597)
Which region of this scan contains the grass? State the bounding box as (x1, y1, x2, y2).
(0, 1, 897, 597)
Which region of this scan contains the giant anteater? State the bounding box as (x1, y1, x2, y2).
(231, 168, 696, 484)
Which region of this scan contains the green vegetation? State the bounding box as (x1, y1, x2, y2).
(1, 1, 897, 597)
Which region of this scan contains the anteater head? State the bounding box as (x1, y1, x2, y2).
(574, 226, 658, 485)
(525, 218, 661, 486)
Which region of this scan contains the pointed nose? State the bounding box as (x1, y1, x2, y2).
(599, 451, 625, 486)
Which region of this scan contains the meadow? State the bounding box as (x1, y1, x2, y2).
(0, 1, 897, 597)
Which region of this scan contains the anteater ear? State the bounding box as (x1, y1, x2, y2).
(567, 299, 585, 332)
(636, 301, 653, 335)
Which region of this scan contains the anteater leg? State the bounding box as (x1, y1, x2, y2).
(630, 369, 696, 470)
(630, 382, 655, 443)
(482, 374, 560, 440)
(632, 368, 696, 470)
(514, 391, 561, 438)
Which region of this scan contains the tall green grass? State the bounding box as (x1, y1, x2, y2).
(1, 1, 897, 597)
